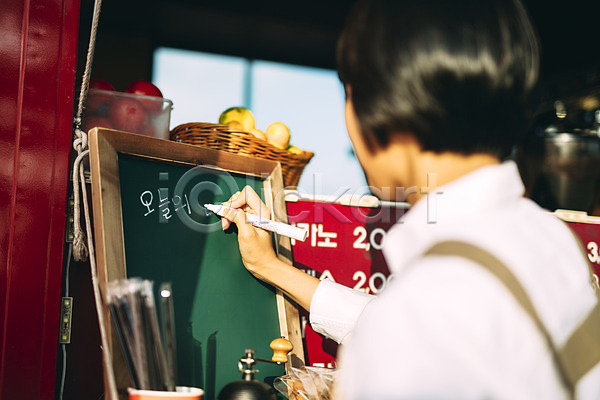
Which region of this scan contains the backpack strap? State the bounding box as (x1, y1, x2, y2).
(423, 241, 600, 398)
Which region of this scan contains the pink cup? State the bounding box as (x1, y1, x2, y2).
(128, 386, 203, 400)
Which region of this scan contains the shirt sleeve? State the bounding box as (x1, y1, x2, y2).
(308, 279, 374, 344)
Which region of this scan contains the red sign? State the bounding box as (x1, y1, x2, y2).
(286, 197, 406, 367)
(287, 202, 600, 367)
(556, 210, 600, 278)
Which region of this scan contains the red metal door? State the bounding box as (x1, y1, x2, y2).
(0, 0, 80, 398)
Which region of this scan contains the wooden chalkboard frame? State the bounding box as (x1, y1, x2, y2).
(88, 128, 304, 399)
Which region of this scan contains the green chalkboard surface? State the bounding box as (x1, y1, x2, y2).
(89, 129, 303, 400)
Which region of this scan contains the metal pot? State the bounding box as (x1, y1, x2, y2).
(518, 130, 600, 213)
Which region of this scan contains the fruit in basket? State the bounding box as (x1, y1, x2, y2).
(288, 145, 304, 155)
(248, 128, 267, 141)
(225, 120, 244, 131)
(108, 97, 147, 132)
(219, 107, 255, 132)
(266, 122, 291, 149)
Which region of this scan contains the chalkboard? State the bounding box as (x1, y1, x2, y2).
(89, 128, 303, 400)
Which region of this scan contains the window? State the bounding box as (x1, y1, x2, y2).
(153, 47, 367, 196)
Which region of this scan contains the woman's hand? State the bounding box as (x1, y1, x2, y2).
(220, 186, 279, 276)
(220, 185, 320, 311)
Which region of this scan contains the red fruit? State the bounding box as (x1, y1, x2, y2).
(89, 77, 115, 91)
(88, 77, 115, 114)
(87, 89, 114, 115)
(125, 80, 163, 97)
(83, 116, 113, 132)
(125, 80, 164, 112)
(139, 122, 157, 138)
(108, 97, 147, 133)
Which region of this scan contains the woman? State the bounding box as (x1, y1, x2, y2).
(220, 0, 600, 398)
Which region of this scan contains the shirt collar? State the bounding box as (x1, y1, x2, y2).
(382, 160, 525, 275)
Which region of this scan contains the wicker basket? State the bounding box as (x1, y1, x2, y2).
(170, 122, 314, 187)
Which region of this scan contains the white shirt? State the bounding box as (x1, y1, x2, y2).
(309, 161, 600, 399)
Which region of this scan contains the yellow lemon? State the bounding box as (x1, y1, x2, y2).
(225, 120, 243, 130)
(219, 107, 255, 131)
(266, 122, 291, 149)
(248, 128, 267, 141)
(288, 145, 304, 155)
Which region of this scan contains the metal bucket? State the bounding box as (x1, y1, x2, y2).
(518, 131, 600, 213)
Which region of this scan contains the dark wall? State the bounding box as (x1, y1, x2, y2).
(78, 0, 600, 90)
(77, 0, 349, 91)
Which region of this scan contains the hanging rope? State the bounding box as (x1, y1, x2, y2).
(72, 0, 102, 261)
(71, 0, 118, 398)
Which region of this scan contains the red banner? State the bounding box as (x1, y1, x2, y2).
(287, 197, 406, 367)
(556, 210, 600, 278)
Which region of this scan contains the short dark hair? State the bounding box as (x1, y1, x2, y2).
(337, 0, 540, 158)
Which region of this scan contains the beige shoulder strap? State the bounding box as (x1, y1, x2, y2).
(560, 231, 600, 386)
(424, 240, 600, 398)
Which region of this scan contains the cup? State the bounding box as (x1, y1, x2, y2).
(128, 386, 204, 400)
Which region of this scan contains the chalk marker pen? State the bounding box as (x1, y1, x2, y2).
(204, 203, 308, 242)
